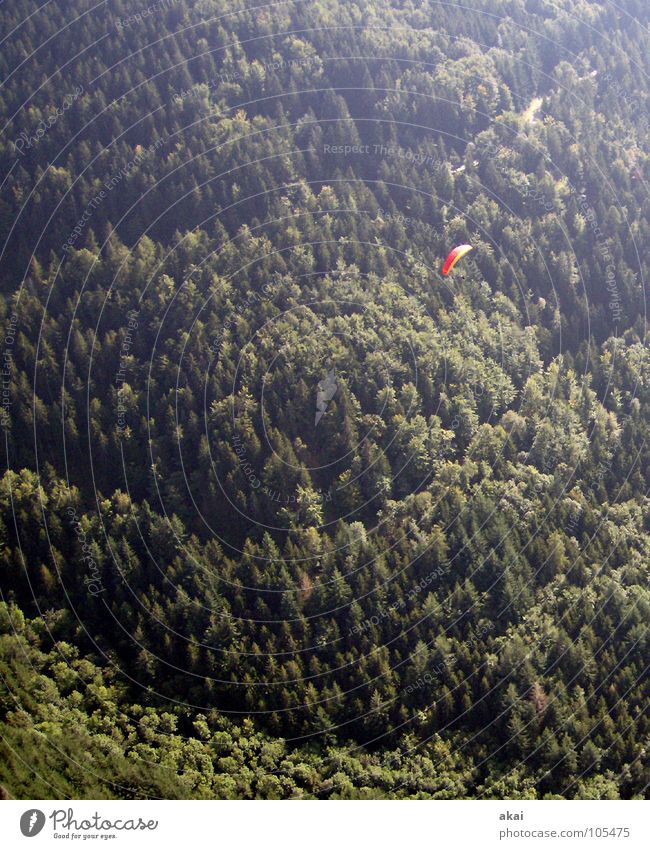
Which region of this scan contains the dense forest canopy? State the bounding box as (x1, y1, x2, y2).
(0, 0, 649, 799)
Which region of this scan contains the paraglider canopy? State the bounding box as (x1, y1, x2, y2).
(442, 244, 473, 275)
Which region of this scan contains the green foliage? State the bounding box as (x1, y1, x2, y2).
(0, 0, 649, 800)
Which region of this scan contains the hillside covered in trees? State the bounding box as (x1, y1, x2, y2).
(0, 0, 649, 799)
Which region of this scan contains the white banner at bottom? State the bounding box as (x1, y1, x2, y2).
(0, 799, 647, 849)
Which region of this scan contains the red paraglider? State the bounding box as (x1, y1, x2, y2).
(442, 244, 474, 275)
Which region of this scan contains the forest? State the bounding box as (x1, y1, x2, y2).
(0, 0, 649, 799)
